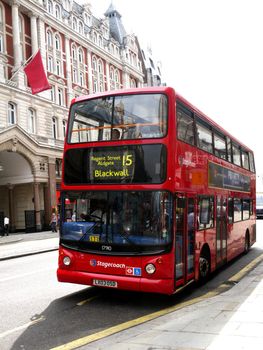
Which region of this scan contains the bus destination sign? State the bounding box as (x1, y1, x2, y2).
(89, 149, 135, 182)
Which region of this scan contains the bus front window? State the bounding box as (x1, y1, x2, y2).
(61, 191, 172, 253)
(68, 94, 168, 143)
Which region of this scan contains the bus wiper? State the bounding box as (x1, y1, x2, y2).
(117, 229, 138, 247)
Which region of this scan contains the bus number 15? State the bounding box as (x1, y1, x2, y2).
(122, 154, 133, 166)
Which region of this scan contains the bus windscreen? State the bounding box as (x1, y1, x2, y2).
(68, 93, 167, 143)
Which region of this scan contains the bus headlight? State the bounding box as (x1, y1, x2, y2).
(145, 263, 156, 274)
(63, 256, 71, 266)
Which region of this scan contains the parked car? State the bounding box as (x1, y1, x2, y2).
(256, 196, 263, 219)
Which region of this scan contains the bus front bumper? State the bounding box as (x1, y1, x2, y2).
(57, 268, 174, 295)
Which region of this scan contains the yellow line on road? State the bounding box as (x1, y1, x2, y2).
(76, 295, 101, 306)
(50, 253, 263, 350)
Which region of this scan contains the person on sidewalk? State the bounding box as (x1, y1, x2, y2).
(50, 212, 57, 233)
(4, 216, 9, 236)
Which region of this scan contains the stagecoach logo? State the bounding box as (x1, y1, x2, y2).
(90, 259, 125, 269)
(178, 152, 196, 167)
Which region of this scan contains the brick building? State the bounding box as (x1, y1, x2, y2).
(0, 0, 144, 232)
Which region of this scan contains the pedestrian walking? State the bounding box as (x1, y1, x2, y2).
(4, 216, 9, 236)
(50, 212, 57, 233)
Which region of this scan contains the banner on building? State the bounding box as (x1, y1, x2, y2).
(24, 49, 51, 94)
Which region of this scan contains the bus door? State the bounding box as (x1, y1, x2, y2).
(175, 195, 195, 286)
(216, 196, 227, 266)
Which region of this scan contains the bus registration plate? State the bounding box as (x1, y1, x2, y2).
(93, 279, 118, 288)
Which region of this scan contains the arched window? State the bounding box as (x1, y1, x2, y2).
(130, 78, 136, 88)
(72, 45, 77, 60)
(110, 66, 115, 90)
(114, 69, 120, 88)
(58, 88, 64, 106)
(47, 30, 53, 47)
(52, 116, 58, 139)
(62, 119, 67, 137)
(54, 34, 60, 50)
(93, 32, 97, 44)
(79, 21, 84, 35)
(98, 59, 104, 92)
(47, 0, 53, 14)
(72, 17, 77, 31)
(92, 56, 97, 71)
(98, 35, 103, 47)
(78, 48, 83, 63)
(47, 56, 53, 72)
(55, 4, 61, 19)
(56, 60, 61, 76)
(80, 72, 84, 86)
(8, 102, 16, 125)
(28, 108, 36, 133)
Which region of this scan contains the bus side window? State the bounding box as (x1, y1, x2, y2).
(242, 199, 250, 220)
(228, 198, 233, 224)
(176, 108, 195, 145)
(198, 196, 214, 230)
(196, 122, 213, 154)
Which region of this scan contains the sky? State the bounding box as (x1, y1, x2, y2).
(79, 0, 263, 180)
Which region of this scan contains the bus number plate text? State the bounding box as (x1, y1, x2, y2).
(93, 279, 118, 288)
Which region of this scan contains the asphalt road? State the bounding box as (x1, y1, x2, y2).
(1, 221, 263, 350)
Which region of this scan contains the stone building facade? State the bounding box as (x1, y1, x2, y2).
(0, 0, 144, 232)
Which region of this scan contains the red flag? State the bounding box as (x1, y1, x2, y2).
(24, 50, 51, 94)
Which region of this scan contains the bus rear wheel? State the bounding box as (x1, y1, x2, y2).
(199, 250, 210, 283)
(244, 231, 250, 254)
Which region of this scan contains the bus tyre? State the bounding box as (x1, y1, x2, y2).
(244, 232, 250, 254)
(199, 252, 210, 283)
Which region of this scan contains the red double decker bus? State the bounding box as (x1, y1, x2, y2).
(57, 86, 256, 295)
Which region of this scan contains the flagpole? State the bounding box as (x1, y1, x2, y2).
(9, 49, 40, 81)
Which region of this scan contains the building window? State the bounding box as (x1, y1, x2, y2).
(55, 35, 60, 50)
(72, 17, 77, 31)
(56, 60, 61, 76)
(8, 102, 16, 125)
(78, 48, 84, 63)
(58, 88, 64, 106)
(80, 72, 84, 86)
(55, 4, 61, 19)
(72, 45, 77, 60)
(130, 78, 136, 88)
(52, 116, 58, 139)
(28, 108, 36, 133)
(47, 30, 53, 47)
(55, 159, 62, 177)
(63, 119, 67, 137)
(50, 85, 55, 102)
(48, 56, 53, 72)
(73, 69, 77, 83)
(47, 0, 53, 14)
(79, 21, 84, 35)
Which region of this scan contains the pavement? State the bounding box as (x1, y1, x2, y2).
(1, 230, 263, 350)
(0, 230, 59, 260)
